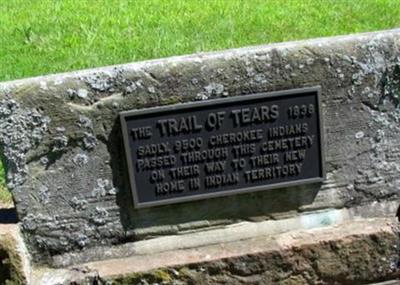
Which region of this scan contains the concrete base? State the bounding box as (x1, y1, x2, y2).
(29, 216, 399, 284)
(1, 201, 399, 284)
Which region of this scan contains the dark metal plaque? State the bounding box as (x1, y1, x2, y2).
(120, 87, 325, 208)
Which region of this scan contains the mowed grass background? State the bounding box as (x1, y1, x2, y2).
(0, 0, 400, 203)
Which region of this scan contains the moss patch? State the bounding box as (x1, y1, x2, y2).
(106, 269, 173, 285)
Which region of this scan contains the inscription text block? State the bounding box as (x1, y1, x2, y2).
(121, 87, 324, 208)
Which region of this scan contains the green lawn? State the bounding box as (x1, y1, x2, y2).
(1, 0, 400, 81)
(0, 0, 399, 203)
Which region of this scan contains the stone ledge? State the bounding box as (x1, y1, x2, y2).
(51, 199, 399, 268)
(30, 217, 400, 284)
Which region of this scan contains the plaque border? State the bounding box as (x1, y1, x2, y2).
(120, 86, 325, 209)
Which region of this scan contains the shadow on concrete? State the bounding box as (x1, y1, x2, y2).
(0, 208, 18, 224)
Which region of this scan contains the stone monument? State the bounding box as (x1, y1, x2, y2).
(0, 29, 400, 284)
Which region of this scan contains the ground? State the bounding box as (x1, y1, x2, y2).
(0, 0, 400, 204)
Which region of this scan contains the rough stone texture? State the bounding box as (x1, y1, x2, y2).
(29, 218, 400, 284)
(0, 29, 400, 265)
(47, 200, 398, 268)
(107, 231, 399, 285)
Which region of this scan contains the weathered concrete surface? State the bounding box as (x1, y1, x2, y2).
(50, 200, 399, 268)
(29, 218, 400, 284)
(0, 29, 400, 265)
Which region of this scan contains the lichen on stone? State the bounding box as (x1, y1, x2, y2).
(92, 178, 117, 198)
(38, 185, 50, 204)
(70, 196, 88, 211)
(0, 97, 50, 189)
(77, 115, 93, 129)
(72, 153, 89, 166)
(90, 206, 109, 225)
(83, 132, 97, 150)
(52, 135, 69, 152)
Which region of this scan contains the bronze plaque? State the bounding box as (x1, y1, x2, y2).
(120, 87, 325, 208)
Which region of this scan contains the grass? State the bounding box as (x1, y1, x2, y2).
(0, 156, 10, 205)
(0, 0, 399, 203)
(0, 186, 11, 205)
(1, 0, 400, 82)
